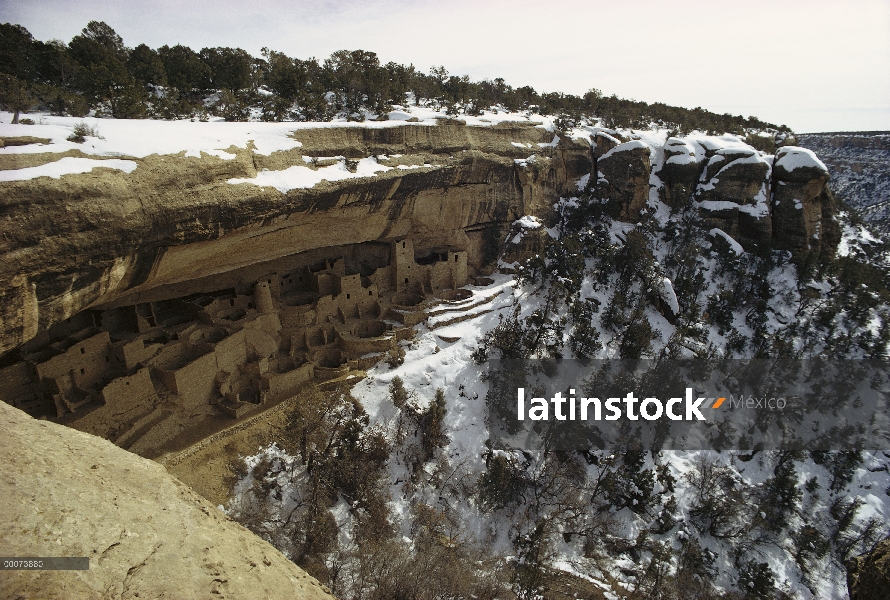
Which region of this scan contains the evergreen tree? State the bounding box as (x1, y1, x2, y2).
(158, 44, 211, 99)
(127, 44, 166, 88)
(0, 23, 38, 81)
(34, 38, 80, 88)
(200, 46, 253, 91)
(69, 21, 144, 117)
(388, 375, 409, 408)
(76, 20, 126, 60)
(0, 74, 35, 123)
(324, 49, 388, 118)
(420, 388, 448, 461)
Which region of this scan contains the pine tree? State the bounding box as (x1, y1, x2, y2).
(0, 74, 35, 123)
(389, 375, 409, 408)
(420, 388, 448, 461)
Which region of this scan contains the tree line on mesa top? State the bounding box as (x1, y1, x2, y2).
(1, 20, 788, 135)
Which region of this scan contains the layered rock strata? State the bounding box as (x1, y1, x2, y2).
(0, 121, 592, 356)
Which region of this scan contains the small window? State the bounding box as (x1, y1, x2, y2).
(346, 293, 350, 299)
(230, 299, 235, 306)
(80, 347, 85, 354)
(369, 290, 373, 296)
(455, 254, 459, 262)
(126, 381, 130, 386)
(402, 242, 406, 249)
(405, 278, 409, 284)
(80, 368, 85, 375)
(280, 281, 284, 286)
(267, 279, 271, 284)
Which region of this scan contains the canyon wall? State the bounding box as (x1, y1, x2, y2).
(0, 122, 840, 359)
(797, 132, 890, 238)
(0, 119, 848, 597)
(0, 124, 840, 439)
(0, 121, 591, 356)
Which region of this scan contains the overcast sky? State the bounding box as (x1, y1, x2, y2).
(4, 0, 889, 132)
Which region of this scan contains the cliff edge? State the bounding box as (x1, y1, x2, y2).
(0, 400, 335, 600)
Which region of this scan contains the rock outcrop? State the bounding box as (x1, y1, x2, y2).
(771, 146, 840, 258)
(660, 137, 701, 207)
(848, 536, 890, 600)
(696, 147, 773, 249)
(0, 121, 844, 361)
(0, 400, 335, 600)
(593, 140, 651, 222)
(589, 135, 839, 259)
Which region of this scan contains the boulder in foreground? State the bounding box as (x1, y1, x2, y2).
(0, 401, 335, 600)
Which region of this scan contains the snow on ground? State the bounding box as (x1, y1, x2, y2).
(538, 134, 560, 148)
(354, 273, 515, 464)
(0, 106, 555, 162)
(514, 215, 543, 229)
(686, 133, 751, 156)
(658, 276, 680, 315)
(229, 218, 888, 596)
(351, 274, 520, 551)
(0, 156, 138, 182)
(575, 173, 590, 191)
(26, 109, 879, 596)
(0, 112, 304, 158)
(0, 106, 557, 187)
(838, 215, 883, 257)
(228, 156, 393, 192)
(664, 137, 699, 165)
(599, 139, 648, 161)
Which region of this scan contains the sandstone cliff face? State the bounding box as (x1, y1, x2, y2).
(660, 137, 701, 207)
(721, 144, 838, 257)
(695, 147, 774, 249)
(0, 122, 592, 355)
(0, 400, 335, 600)
(771, 146, 840, 258)
(0, 122, 840, 361)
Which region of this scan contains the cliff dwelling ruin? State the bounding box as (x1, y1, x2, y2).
(0, 237, 472, 457)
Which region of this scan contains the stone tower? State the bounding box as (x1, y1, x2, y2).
(392, 238, 417, 292)
(254, 281, 274, 314)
